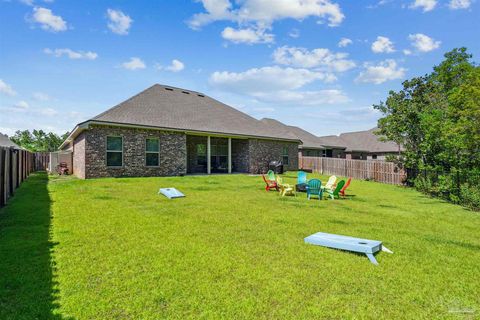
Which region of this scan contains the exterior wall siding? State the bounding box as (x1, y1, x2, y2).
(247, 139, 298, 174)
(72, 132, 86, 179)
(84, 125, 187, 178)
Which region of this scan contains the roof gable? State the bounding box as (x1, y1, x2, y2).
(91, 84, 298, 141)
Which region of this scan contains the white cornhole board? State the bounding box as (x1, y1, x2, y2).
(158, 188, 185, 199)
(304, 232, 393, 265)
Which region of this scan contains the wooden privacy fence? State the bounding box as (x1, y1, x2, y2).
(34, 152, 50, 171)
(0, 148, 50, 208)
(299, 156, 406, 185)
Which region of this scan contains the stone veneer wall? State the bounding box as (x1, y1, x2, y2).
(247, 139, 298, 174)
(84, 125, 186, 178)
(72, 132, 86, 179)
(231, 139, 249, 173)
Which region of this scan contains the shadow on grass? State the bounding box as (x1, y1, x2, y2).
(0, 172, 72, 319)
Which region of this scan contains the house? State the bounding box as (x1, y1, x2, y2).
(0, 133, 21, 149)
(60, 84, 300, 179)
(260, 118, 346, 158)
(337, 128, 401, 160)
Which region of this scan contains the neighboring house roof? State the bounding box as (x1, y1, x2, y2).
(87, 84, 299, 142)
(338, 128, 401, 153)
(0, 133, 21, 149)
(260, 118, 325, 149)
(260, 118, 346, 149)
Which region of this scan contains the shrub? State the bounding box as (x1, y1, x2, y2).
(460, 184, 480, 211)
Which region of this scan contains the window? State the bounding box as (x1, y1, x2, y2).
(146, 138, 160, 166)
(372, 154, 377, 160)
(282, 147, 289, 165)
(197, 144, 206, 165)
(106, 136, 123, 167)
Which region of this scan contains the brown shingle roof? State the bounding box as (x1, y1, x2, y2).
(338, 128, 401, 153)
(91, 84, 298, 141)
(0, 133, 21, 148)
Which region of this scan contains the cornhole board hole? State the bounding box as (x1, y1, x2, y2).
(304, 232, 393, 265)
(158, 188, 185, 199)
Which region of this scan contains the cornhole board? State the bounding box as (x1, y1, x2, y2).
(304, 232, 393, 265)
(158, 188, 185, 199)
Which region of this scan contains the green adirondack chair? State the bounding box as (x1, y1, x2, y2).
(266, 170, 276, 181)
(326, 180, 346, 200)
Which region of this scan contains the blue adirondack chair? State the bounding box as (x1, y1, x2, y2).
(306, 179, 323, 200)
(297, 171, 307, 184)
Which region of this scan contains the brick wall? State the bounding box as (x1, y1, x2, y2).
(84, 125, 187, 178)
(73, 132, 85, 179)
(247, 139, 298, 174)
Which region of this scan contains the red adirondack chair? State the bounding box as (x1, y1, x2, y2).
(339, 177, 351, 197)
(262, 174, 278, 191)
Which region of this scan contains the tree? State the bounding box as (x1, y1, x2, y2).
(374, 48, 479, 172)
(10, 129, 69, 152)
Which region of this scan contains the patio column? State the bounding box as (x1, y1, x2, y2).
(207, 136, 211, 174)
(228, 137, 232, 174)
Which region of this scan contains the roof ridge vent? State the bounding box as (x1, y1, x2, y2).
(197, 94, 205, 97)
(181, 90, 190, 94)
(165, 87, 174, 91)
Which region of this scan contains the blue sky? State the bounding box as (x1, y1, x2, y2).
(0, 0, 478, 137)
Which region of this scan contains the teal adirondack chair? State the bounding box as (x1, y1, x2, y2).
(306, 179, 323, 200)
(326, 180, 346, 199)
(297, 171, 307, 185)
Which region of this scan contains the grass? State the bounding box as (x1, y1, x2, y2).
(1, 172, 479, 319)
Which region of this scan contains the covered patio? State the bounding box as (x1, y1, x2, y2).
(186, 135, 249, 174)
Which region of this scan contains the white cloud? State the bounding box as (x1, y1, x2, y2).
(0, 79, 17, 96)
(221, 26, 274, 44)
(371, 36, 395, 53)
(189, 0, 344, 43)
(288, 28, 300, 38)
(39, 107, 58, 116)
(31, 7, 67, 32)
(272, 46, 355, 72)
(355, 59, 406, 84)
(209, 66, 347, 106)
(43, 48, 98, 60)
(166, 59, 185, 72)
(403, 49, 413, 55)
(408, 33, 441, 52)
(409, 0, 437, 12)
(14, 101, 30, 109)
(253, 89, 349, 105)
(32, 92, 51, 101)
(106, 9, 132, 35)
(338, 37, 352, 47)
(210, 66, 333, 93)
(449, 0, 472, 9)
(121, 57, 146, 70)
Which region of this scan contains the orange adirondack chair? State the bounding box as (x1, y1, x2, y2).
(339, 177, 351, 197)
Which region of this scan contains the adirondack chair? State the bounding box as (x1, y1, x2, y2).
(306, 179, 323, 200)
(321, 175, 337, 191)
(262, 174, 278, 191)
(326, 180, 346, 200)
(276, 176, 295, 196)
(340, 178, 351, 197)
(266, 170, 276, 181)
(296, 171, 308, 192)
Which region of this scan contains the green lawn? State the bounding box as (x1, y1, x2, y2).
(1, 172, 479, 319)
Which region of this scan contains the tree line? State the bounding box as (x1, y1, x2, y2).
(10, 130, 69, 152)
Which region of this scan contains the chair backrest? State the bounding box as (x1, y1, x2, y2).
(334, 180, 346, 194)
(341, 178, 351, 192)
(308, 179, 321, 191)
(276, 176, 283, 185)
(267, 170, 275, 181)
(325, 175, 337, 188)
(297, 171, 307, 184)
